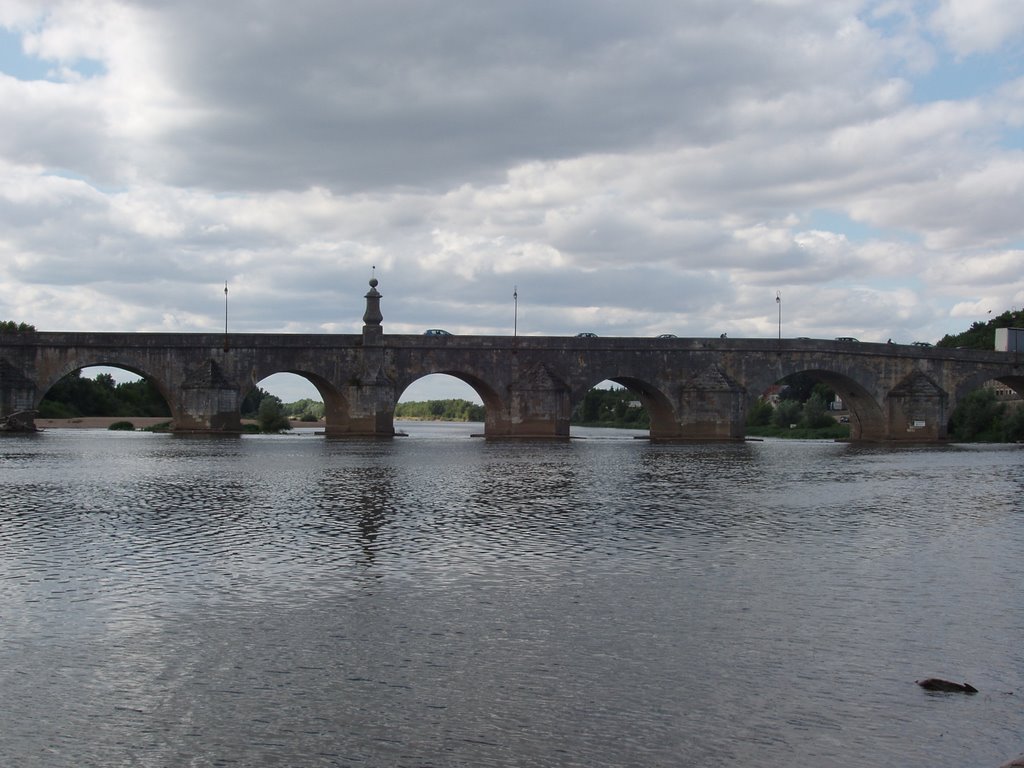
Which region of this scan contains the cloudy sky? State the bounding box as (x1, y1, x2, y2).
(2, 1, 1024, 399)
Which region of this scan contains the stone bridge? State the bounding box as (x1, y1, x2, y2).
(2, 280, 1022, 441)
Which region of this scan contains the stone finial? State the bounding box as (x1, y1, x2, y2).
(363, 271, 383, 327)
(362, 270, 384, 345)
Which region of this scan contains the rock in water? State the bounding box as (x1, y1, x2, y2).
(0, 410, 38, 432)
(916, 678, 978, 693)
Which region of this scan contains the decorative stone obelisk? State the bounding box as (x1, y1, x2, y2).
(362, 271, 383, 346)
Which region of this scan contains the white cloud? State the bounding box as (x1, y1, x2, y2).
(930, 0, 1024, 56)
(0, 0, 1023, 368)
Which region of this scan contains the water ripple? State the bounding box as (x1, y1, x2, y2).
(1, 430, 1023, 766)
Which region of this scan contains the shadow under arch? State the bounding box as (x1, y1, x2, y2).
(36, 363, 173, 421)
(394, 372, 499, 436)
(749, 367, 886, 441)
(571, 375, 676, 440)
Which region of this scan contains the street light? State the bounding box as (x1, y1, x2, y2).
(776, 291, 781, 340)
(514, 285, 518, 337)
(223, 281, 229, 351)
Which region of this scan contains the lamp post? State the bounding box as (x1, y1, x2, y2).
(776, 290, 781, 340)
(514, 285, 518, 337)
(223, 281, 229, 351)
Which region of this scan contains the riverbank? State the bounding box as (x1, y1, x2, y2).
(35, 417, 326, 430)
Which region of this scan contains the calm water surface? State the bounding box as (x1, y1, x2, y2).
(1, 424, 1023, 767)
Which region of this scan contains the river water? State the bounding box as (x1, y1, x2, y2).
(1, 424, 1022, 767)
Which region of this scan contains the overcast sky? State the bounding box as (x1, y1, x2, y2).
(2, 1, 1024, 401)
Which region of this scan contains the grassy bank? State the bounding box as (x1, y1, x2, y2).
(745, 424, 850, 440)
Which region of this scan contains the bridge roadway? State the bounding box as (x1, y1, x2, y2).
(2, 324, 1022, 442)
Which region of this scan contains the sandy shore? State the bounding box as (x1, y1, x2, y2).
(35, 417, 325, 430)
(36, 417, 172, 430)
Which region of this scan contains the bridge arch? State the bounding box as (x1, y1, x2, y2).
(36, 359, 175, 420)
(250, 368, 348, 435)
(951, 370, 1024, 404)
(745, 366, 886, 441)
(26, 363, 175, 429)
(394, 370, 505, 436)
(572, 375, 676, 439)
(945, 370, 1024, 440)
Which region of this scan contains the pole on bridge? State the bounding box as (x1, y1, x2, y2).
(776, 290, 781, 340)
(514, 285, 518, 337)
(224, 281, 229, 352)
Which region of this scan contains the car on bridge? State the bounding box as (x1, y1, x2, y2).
(657, 333, 678, 338)
(423, 329, 452, 336)
(911, 341, 933, 347)
(576, 332, 598, 337)
(835, 336, 859, 342)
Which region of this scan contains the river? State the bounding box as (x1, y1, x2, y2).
(1, 424, 1022, 767)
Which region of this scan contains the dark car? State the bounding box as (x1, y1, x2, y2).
(423, 329, 452, 336)
(657, 333, 678, 338)
(576, 332, 598, 338)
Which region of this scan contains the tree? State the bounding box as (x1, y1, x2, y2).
(747, 399, 773, 426)
(39, 370, 170, 418)
(257, 395, 291, 432)
(579, 389, 603, 423)
(938, 308, 1024, 350)
(393, 399, 485, 422)
(570, 386, 649, 427)
(777, 373, 835, 405)
(241, 387, 273, 418)
(801, 392, 835, 428)
(1003, 406, 1024, 442)
(948, 389, 1005, 441)
(0, 320, 35, 333)
(283, 398, 325, 421)
(773, 399, 802, 428)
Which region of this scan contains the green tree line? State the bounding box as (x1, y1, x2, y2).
(745, 372, 848, 439)
(39, 371, 170, 418)
(935, 307, 1024, 440)
(1, 320, 36, 333)
(394, 399, 485, 422)
(938, 308, 1024, 349)
(948, 389, 1024, 441)
(571, 386, 649, 427)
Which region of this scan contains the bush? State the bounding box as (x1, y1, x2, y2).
(108, 421, 135, 431)
(772, 399, 802, 428)
(747, 399, 774, 426)
(801, 392, 836, 429)
(38, 399, 77, 418)
(257, 396, 291, 433)
(949, 389, 1006, 441)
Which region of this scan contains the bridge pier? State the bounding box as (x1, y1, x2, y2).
(882, 371, 949, 441)
(495, 364, 572, 439)
(0, 358, 37, 430)
(325, 375, 397, 438)
(319, 276, 398, 438)
(653, 365, 745, 441)
(172, 358, 243, 433)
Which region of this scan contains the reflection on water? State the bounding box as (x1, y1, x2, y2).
(1, 429, 1023, 767)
